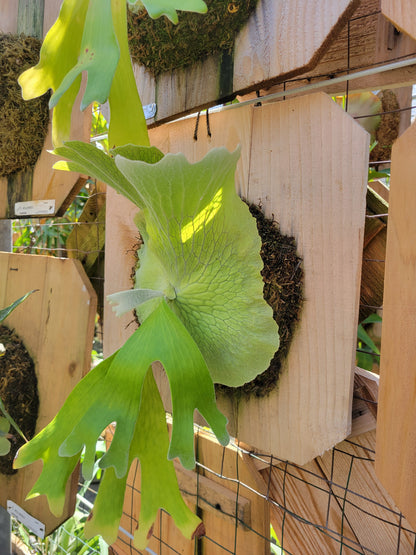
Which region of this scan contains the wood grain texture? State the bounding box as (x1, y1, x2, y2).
(229, 93, 369, 464)
(0, 252, 97, 534)
(104, 93, 368, 466)
(243, 0, 416, 103)
(259, 458, 360, 554)
(136, 0, 360, 124)
(0, 0, 18, 32)
(318, 431, 416, 553)
(375, 119, 416, 532)
(382, 0, 416, 41)
(251, 429, 415, 554)
(103, 188, 139, 358)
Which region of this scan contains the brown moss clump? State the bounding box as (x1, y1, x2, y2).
(0, 326, 39, 475)
(370, 90, 400, 163)
(0, 34, 50, 177)
(128, 0, 259, 75)
(217, 204, 304, 397)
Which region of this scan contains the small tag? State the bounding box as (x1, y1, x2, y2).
(15, 200, 55, 216)
(7, 500, 46, 538)
(143, 103, 157, 120)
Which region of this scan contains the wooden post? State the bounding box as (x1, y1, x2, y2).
(375, 119, 416, 531)
(17, 0, 44, 38)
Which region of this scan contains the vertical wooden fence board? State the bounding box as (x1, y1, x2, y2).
(103, 188, 139, 358)
(150, 105, 254, 197)
(375, 120, 416, 532)
(232, 93, 369, 464)
(0, 0, 18, 32)
(0, 252, 97, 534)
(382, 0, 416, 41)
(196, 432, 270, 555)
(137, 0, 360, 124)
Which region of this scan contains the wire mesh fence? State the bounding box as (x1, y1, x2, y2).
(7, 3, 416, 552)
(109, 425, 416, 555)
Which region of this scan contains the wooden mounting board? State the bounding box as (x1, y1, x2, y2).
(0, 252, 97, 534)
(104, 92, 369, 466)
(136, 0, 361, 124)
(382, 0, 416, 42)
(0, 0, 91, 219)
(375, 120, 416, 532)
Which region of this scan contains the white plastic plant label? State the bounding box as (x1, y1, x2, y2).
(7, 500, 45, 538)
(15, 199, 55, 216)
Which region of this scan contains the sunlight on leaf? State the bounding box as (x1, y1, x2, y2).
(19, 0, 149, 147)
(18, 0, 89, 146)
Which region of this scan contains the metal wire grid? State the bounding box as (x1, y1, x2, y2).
(111, 425, 416, 555)
(9, 4, 416, 553)
(11, 478, 103, 554)
(109, 5, 416, 553)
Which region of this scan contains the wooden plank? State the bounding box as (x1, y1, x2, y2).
(17, 0, 44, 38)
(0, 0, 61, 41)
(359, 186, 388, 321)
(251, 428, 415, 554)
(196, 430, 270, 555)
(375, 119, 416, 531)
(0, 0, 18, 32)
(0, 252, 97, 534)
(382, 0, 416, 41)
(104, 93, 368, 466)
(227, 93, 369, 464)
(137, 0, 360, 125)
(318, 431, 416, 553)
(103, 188, 139, 358)
(173, 462, 252, 528)
(350, 368, 378, 438)
(249, 0, 416, 101)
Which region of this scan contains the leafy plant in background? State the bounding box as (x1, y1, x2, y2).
(12, 439, 108, 554)
(15, 0, 279, 549)
(0, 418, 12, 456)
(13, 188, 89, 255)
(368, 141, 390, 184)
(356, 313, 382, 371)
